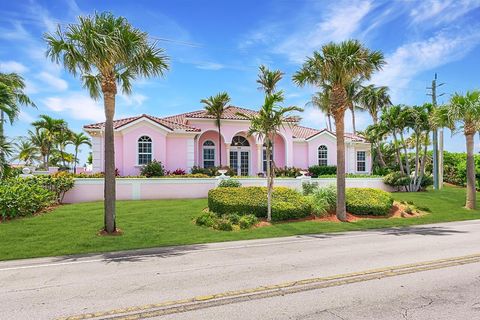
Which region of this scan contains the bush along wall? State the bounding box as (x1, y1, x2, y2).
(308, 165, 337, 177)
(0, 175, 74, 220)
(346, 188, 393, 216)
(208, 186, 311, 221)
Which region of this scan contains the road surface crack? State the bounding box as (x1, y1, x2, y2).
(401, 295, 434, 319)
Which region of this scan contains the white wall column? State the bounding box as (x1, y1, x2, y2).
(186, 138, 195, 171)
(256, 144, 263, 173)
(225, 143, 231, 167)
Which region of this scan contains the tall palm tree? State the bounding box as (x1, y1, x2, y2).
(256, 65, 284, 95)
(308, 91, 333, 131)
(55, 127, 74, 169)
(31, 115, 67, 169)
(13, 139, 40, 166)
(70, 132, 92, 173)
(435, 91, 480, 209)
(358, 85, 391, 124)
(201, 92, 230, 167)
(0, 139, 13, 178)
(380, 105, 407, 174)
(0, 72, 35, 161)
(237, 92, 302, 221)
(45, 12, 169, 233)
(293, 40, 385, 221)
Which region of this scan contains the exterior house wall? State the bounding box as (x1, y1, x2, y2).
(197, 130, 227, 167)
(292, 142, 308, 169)
(165, 136, 193, 172)
(307, 133, 337, 167)
(120, 122, 168, 176)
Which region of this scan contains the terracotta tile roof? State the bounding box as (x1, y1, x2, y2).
(84, 107, 366, 142)
(83, 114, 200, 132)
(292, 125, 367, 142)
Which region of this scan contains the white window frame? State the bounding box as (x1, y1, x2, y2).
(137, 135, 153, 165)
(318, 145, 328, 166)
(356, 150, 366, 172)
(202, 140, 216, 168)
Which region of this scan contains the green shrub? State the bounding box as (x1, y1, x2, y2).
(140, 160, 165, 177)
(208, 187, 311, 221)
(346, 188, 393, 216)
(383, 171, 411, 190)
(213, 218, 234, 231)
(310, 185, 337, 217)
(35, 174, 75, 203)
(302, 181, 319, 195)
(195, 212, 217, 227)
(308, 165, 337, 177)
(0, 178, 55, 219)
(239, 214, 259, 229)
(420, 175, 433, 189)
(275, 166, 303, 178)
(218, 179, 242, 188)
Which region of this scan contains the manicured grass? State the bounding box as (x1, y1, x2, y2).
(0, 185, 479, 261)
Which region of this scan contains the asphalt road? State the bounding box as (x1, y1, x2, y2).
(1, 220, 480, 320)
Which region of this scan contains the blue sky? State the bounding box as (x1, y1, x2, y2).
(1, 0, 480, 164)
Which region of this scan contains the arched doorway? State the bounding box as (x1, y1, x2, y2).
(230, 136, 250, 176)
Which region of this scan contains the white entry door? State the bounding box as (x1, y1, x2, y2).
(230, 150, 249, 176)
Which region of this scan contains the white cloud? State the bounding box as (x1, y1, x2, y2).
(372, 29, 480, 101)
(36, 72, 68, 91)
(275, 0, 373, 62)
(119, 93, 147, 107)
(42, 93, 104, 122)
(410, 0, 480, 25)
(0, 60, 28, 73)
(19, 110, 35, 123)
(195, 62, 225, 70)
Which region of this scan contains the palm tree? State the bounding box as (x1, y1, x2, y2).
(293, 40, 385, 221)
(358, 85, 391, 124)
(345, 80, 363, 134)
(257, 65, 284, 95)
(45, 12, 169, 233)
(70, 132, 91, 173)
(380, 105, 408, 174)
(0, 72, 35, 161)
(31, 115, 67, 169)
(55, 127, 74, 169)
(308, 91, 333, 131)
(201, 92, 230, 167)
(361, 123, 388, 170)
(13, 139, 40, 166)
(0, 139, 13, 178)
(29, 129, 50, 169)
(435, 91, 480, 209)
(237, 92, 302, 221)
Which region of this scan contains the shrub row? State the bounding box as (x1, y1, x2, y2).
(345, 188, 393, 216)
(208, 187, 311, 221)
(308, 165, 337, 177)
(195, 212, 258, 231)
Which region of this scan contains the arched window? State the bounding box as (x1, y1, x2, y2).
(138, 136, 152, 165)
(203, 140, 215, 168)
(318, 145, 328, 166)
(231, 136, 250, 147)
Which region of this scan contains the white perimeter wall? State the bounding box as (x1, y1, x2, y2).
(63, 178, 393, 203)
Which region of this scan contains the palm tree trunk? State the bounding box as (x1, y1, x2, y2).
(376, 144, 387, 168)
(266, 137, 272, 221)
(103, 90, 116, 233)
(350, 105, 356, 134)
(399, 131, 410, 176)
(217, 122, 222, 167)
(465, 132, 476, 209)
(73, 147, 78, 174)
(327, 114, 333, 131)
(392, 132, 404, 174)
(334, 111, 347, 221)
(0, 111, 4, 163)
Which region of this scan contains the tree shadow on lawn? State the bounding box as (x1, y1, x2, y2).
(379, 226, 469, 237)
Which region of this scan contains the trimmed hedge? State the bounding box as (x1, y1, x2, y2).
(208, 187, 311, 221)
(308, 165, 337, 177)
(346, 188, 393, 216)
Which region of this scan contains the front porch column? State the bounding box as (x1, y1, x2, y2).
(225, 143, 231, 167)
(256, 144, 263, 173)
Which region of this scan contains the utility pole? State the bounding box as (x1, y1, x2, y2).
(427, 73, 445, 190)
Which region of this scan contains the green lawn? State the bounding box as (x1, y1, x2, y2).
(1, 185, 479, 261)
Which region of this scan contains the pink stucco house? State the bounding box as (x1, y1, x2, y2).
(83, 106, 372, 176)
